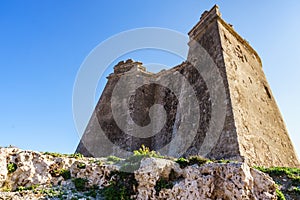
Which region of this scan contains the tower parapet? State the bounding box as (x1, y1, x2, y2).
(113, 59, 146, 74)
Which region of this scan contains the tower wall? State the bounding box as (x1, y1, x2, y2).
(76, 5, 300, 167)
(217, 13, 299, 167)
(187, 8, 242, 161)
(188, 5, 299, 167)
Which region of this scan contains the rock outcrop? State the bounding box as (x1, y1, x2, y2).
(0, 147, 277, 199)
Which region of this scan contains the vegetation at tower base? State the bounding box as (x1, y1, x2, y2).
(255, 166, 300, 200)
(119, 145, 164, 172)
(100, 171, 138, 200)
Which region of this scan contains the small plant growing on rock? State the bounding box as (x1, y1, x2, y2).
(15, 186, 25, 192)
(77, 162, 86, 169)
(188, 155, 210, 166)
(94, 160, 103, 166)
(292, 187, 300, 195)
(43, 152, 84, 159)
(276, 188, 286, 200)
(41, 188, 64, 198)
(69, 153, 84, 159)
(7, 162, 17, 173)
(120, 162, 141, 172)
(59, 169, 71, 180)
(73, 178, 88, 191)
(85, 185, 99, 198)
(175, 156, 210, 168)
(15, 184, 39, 192)
(175, 157, 189, 168)
(133, 144, 161, 158)
(107, 155, 122, 163)
(254, 166, 300, 178)
(120, 145, 162, 172)
(100, 171, 137, 200)
(154, 178, 174, 195)
(255, 166, 300, 199)
(217, 159, 231, 164)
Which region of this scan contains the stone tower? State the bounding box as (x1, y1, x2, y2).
(76, 5, 299, 167)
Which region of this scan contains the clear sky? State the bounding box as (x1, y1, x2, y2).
(1, 1, 299, 158)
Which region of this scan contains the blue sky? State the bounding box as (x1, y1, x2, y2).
(1, 1, 299, 158)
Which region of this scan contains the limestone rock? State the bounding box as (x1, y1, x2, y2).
(8, 150, 52, 190)
(0, 148, 277, 199)
(135, 157, 182, 199)
(0, 148, 8, 188)
(134, 158, 276, 200)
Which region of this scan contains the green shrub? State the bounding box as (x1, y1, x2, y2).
(292, 187, 300, 194)
(93, 160, 103, 166)
(85, 185, 99, 198)
(291, 176, 300, 185)
(254, 166, 300, 177)
(120, 162, 141, 172)
(16, 184, 39, 192)
(154, 178, 174, 195)
(69, 153, 84, 159)
(255, 166, 300, 200)
(43, 152, 84, 159)
(175, 156, 210, 168)
(120, 145, 162, 173)
(107, 156, 122, 163)
(276, 189, 286, 200)
(41, 188, 64, 198)
(188, 155, 210, 166)
(133, 145, 161, 158)
(102, 184, 128, 200)
(60, 169, 71, 180)
(100, 171, 137, 200)
(73, 178, 88, 191)
(77, 162, 86, 169)
(254, 166, 300, 186)
(7, 162, 17, 173)
(175, 157, 189, 168)
(16, 186, 25, 192)
(216, 159, 231, 164)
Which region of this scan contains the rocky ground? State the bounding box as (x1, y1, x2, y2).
(255, 166, 300, 200)
(0, 147, 297, 199)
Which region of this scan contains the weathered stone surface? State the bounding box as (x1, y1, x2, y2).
(76, 5, 299, 168)
(0, 148, 277, 200)
(134, 158, 276, 200)
(0, 148, 8, 188)
(135, 157, 181, 199)
(9, 151, 53, 190)
(214, 9, 299, 168)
